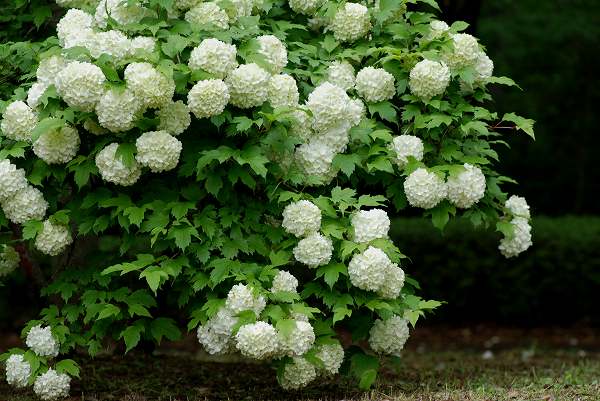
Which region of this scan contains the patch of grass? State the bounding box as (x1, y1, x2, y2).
(2, 347, 598, 401)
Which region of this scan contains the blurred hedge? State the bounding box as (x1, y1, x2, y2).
(392, 216, 600, 324)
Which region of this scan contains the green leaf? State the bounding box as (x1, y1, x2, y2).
(129, 304, 152, 318)
(321, 35, 339, 53)
(115, 143, 137, 168)
(487, 76, 520, 88)
(368, 101, 398, 123)
(140, 266, 169, 294)
(55, 359, 80, 378)
(316, 263, 347, 288)
(97, 304, 120, 320)
(161, 34, 191, 58)
(276, 319, 297, 338)
(150, 317, 181, 344)
(350, 352, 380, 390)
(30, 118, 64, 143)
(430, 201, 455, 231)
(333, 153, 361, 177)
(502, 113, 535, 139)
(205, 174, 223, 196)
(22, 220, 44, 240)
(120, 324, 144, 353)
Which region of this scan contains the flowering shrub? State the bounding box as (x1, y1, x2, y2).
(0, 0, 535, 397)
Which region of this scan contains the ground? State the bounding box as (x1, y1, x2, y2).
(2, 325, 599, 401)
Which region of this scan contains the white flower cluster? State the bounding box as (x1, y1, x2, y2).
(188, 39, 238, 78)
(55, 61, 106, 112)
(474, 52, 494, 83)
(282, 200, 321, 237)
(0, 244, 20, 278)
(268, 74, 299, 109)
(288, 0, 322, 14)
(33, 126, 80, 165)
(1, 101, 38, 142)
(87, 30, 131, 60)
(348, 246, 404, 299)
(315, 343, 344, 375)
(390, 135, 424, 168)
(94, 0, 150, 28)
(355, 67, 396, 103)
(351, 209, 390, 243)
(326, 61, 355, 91)
(5, 354, 31, 388)
(125, 63, 175, 109)
(1, 186, 48, 224)
(226, 63, 271, 109)
(96, 88, 141, 133)
(368, 315, 410, 357)
(26, 325, 60, 358)
(234, 321, 279, 359)
(0, 159, 28, 201)
(95, 143, 142, 186)
(256, 35, 288, 74)
(56, 9, 94, 49)
(156, 101, 191, 135)
(279, 357, 317, 390)
(33, 369, 71, 401)
(446, 164, 486, 208)
(329, 3, 371, 42)
(135, 131, 182, 172)
(197, 307, 237, 355)
(27, 82, 49, 110)
(187, 79, 230, 118)
(185, 2, 230, 30)
(278, 320, 315, 356)
(294, 141, 336, 179)
(428, 20, 449, 39)
(270, 270, 299, 293)
(306, 82, 350, 132)
(293, 232, 333, 268)
(34, 220, 73, 256)
(499, 196, 532, 258)
(409, 60, 451, 100)
(444, 33, 480, 71)
(404, 168, 447, 209)
(225, 283, 266, 317)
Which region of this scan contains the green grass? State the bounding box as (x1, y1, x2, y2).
(2, 346, 598, 401)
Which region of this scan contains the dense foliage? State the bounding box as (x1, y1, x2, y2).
(0, 0, 534, 398)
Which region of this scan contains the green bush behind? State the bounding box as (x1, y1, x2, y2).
(391, 216, 600, 324)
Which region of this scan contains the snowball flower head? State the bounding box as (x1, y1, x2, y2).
(55, 61, 106, 112)
(295, 142, 336, 179)
(0, 245, 20, 277)
(313, 123, 350, 153)
(174, 0, 202, 12)
(95, 0, 150, 28)
(225, 63, 270, 109)
(27, 82, 49, 110)
(5, 354, 31, 388)
(369, 315, 410, 357)
(409, 59, 451, 100)
(445, 33, 480, 70)
(446, 164, 486, 209)
(278, 320, 315, 356)
(279, 357, 316, 390)
(306, 82, 351, 132)
(282, 200, 321, 237)
(256, 35, 288, 74)
(428, 20, 449, 39)
(188, 38, 238, 78)
(235, 321, 279, 359)
(315, 342, 344, 375)
(1, 186, 48, 224)
(33, 126, 80, 165)
(355, 67, 396, 103)
(271, 270, 299, 293)
(185, 3, 230, 30)
(293, 232, 333, 268)
(288, 0, 322, 14)
(0, 159, 28, 201)
(505, 195, 530, 218)
(56, 9, 94, 49)
(225, 283, 266, 317)
(499, 217, 532, 258)
(390, 135, 424, 168)
(124, 62, 175, 109)
(348, 246, 391, 292)
(135, 131, 182, 173)
(36, 56, 70, 87)
(34, 220, 73, 256)
(26, 325, 60, 358)
(348, 98, 365, 126)
(289, 108, 314, 142)
(1, 101, 37, 142)
(474, 52, 494, 82)
(157, 101, 191, 135)
(352, 209, 390, 243)
(326, 61, 355, 91)
(404, 168, 447, 209)
(33, 369, 71, 401)
(329, 3, 371, 42)
(96, 88, 142, 133)
(268, 74, 299, 109)
(95, 143, 142, 186)
(378, 263, 405, 299)
(88, 30, 132, 60)
(187, 79, 230, 118)
(197, 307, 237, 355)
(130, 37, 156, 57)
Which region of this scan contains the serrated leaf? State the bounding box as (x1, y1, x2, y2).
(150, 317, 181, 344)
(502, 113, 535, 139)
(120, 324, 144, 353)
(55, 359, 80, 378)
